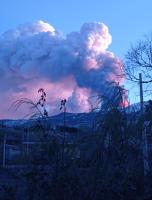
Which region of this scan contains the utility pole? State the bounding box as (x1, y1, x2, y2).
(139, 73, 149, 175)
(2, 133, 6, 167)
(139, 73, 144, 114)
(26, 127, 29, 155)
(60, 99, 67, 167)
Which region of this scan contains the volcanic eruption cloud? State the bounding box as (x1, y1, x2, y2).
(0, 21, 124, 119)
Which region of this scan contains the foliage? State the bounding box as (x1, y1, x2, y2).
(2, 85, 152, 199)
(10, 88, 48, 119)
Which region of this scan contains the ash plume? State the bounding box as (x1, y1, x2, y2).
(0, 20, 124, 119)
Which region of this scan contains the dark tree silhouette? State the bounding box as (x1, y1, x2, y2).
(10, 88, 48, 119)
(125, 34, 152, 83)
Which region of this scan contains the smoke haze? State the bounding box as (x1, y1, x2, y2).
(0, 20, 124, 119)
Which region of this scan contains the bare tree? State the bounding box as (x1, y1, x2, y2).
(125, 34, 152, 83)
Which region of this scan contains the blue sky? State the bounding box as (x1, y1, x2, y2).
(0, 0, 152, 104)
(1, 0, 152, 58)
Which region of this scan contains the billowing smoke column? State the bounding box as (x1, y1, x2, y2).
(0, 20, 124, 119)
